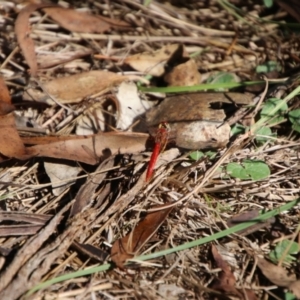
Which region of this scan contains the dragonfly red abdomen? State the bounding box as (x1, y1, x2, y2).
(146, 122, 170, 181)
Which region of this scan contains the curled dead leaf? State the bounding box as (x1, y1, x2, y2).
(15, 3, 51, 76)
(257, 257, 296, 287)
(111, 204, 174, 268)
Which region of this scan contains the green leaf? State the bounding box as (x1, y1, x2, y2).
(256, 61, 281, 73)
(231, 124, 245, 136)
(226, 160, 270, 180)
(285, 292, 297, 300)
(205, 150, 217, 159)
(255, 126, 274, 144)
(251, 85, 300, 133)
(289, 109, 300, 133)
(189, 150, 217, 161)
(189, 151, 204, 161)
(260, 98, 288, 125)
(263, 0, 273, 8)
(143, 0, 152, 5)
(269, 240, 300, 265)
(206, 72, 240, 91)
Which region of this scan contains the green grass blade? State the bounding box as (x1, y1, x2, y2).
(26, 198, 299, 296)
(134, 198, 299, 261)
(138, 81, 264, 93)
(251, 85, 300, 132)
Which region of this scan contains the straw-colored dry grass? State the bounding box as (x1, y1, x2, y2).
(0, 0, 300, 299)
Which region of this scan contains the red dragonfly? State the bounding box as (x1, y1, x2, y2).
(146, 122, 171, 182)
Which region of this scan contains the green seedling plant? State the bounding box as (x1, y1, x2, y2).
(254, 126, 274, 145)
(260, 98, 288, 125)
(226, 160, 270, 181)
(285, 292, 297, 300)
(269, 239, 300, 266)
(189, 150, 217, 161)
(231, 123, 246, 136)
(252, 82, 300, 132)
(256, 61, 281, 73)
(233, 97, 288, 145)
(288, 109, 300, 133)
(251, 86, 300, 145)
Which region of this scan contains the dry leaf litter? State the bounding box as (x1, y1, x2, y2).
(0, 0, 300, 299)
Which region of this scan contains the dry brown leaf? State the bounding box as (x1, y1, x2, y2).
(15, 3, 53, 76)
(257, 257, 296, 287)
(0, 77, 15, 115)
(94, 14, 132, 29)
(124, 44, 183, 77)
(43, 7, 111, 33)
(164, 59, 201, 86)
(41, 71, 126, 104)
(25, 132, 148, 165)
(21, 135, 86, 145)
(0, 77, 11, 104)
(111, 204, 174, 268)
(0, 77, 26, 158)
(15, 4, 128, 75)
(0, 102, 15, 116)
